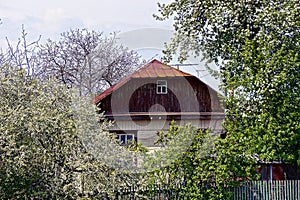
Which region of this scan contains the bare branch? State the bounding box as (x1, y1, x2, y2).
(35, 28, 141, 95)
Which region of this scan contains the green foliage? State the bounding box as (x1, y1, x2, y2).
(156, 0, 300, 173)
(0, 67, 138, 199)
(126, 140, 149, 153)
(0, 68, 75, 198)
(224, 37, 300, 167)
(155, 0, 300, 63)
(144, 124, 258, 199)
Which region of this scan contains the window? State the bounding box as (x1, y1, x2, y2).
(116, 134, 135, 145)
(157, 80, 167, 94)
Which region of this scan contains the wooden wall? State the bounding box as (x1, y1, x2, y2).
(109, 118, 224, 147)
(99, 76, 224, 114)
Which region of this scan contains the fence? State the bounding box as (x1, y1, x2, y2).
(104, 185, 182, 200)
(97, 180, 300, 200)
(232, 180, 300, 200)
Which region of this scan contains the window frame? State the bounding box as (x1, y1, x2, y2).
(116, 134, 135, 145)
(156, 80, 167, 94)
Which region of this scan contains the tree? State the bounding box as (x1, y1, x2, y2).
(155, 0, 300, 167)
(0, 25, 40, 76)
(155, 0, 300, 63)
(1, 27, 141, 95)
(225, 38, 300, 166)
(0, 67, 77, 198)
(0, 66, 138, 199)
(143, 123, 258, 199)
(0, 27, 143, 198)
(35, 29, 141, 95)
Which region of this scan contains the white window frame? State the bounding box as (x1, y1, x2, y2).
(156, 80, 167, 94)
(116, 134, 135, 145)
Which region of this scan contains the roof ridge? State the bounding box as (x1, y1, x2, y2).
(93, 59, 194, 103)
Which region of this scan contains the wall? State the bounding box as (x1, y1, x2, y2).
(100, 76, 224, 114)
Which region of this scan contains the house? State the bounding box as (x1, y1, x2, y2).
(256, 161, 300, 180)
(93, 59, 300, 180)
(94, 59, 225, 148)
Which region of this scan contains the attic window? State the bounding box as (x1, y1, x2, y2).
(157, 80, 167, 94)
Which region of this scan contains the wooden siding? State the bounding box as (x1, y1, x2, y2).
(109, 119, 223, 132)
(108, 118, 223, 147)
(99, 76, 224, 115)
(137, 131, 159, 147)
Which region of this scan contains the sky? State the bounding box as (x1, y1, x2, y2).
(0, 0, 221, 91)
(0, 0, 173, 44)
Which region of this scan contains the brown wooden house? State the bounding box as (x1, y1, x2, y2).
(94, 59, 224, 148)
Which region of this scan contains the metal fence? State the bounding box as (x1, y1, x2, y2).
(108, 185, 182, 200)
(232, 180, 300, 200)
(97, 180, 300, 200)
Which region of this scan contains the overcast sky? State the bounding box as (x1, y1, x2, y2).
(0, 0, 173, 45)
(0, 0, 221, 91)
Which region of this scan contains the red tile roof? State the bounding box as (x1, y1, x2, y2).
(93, 59, 194, 103)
